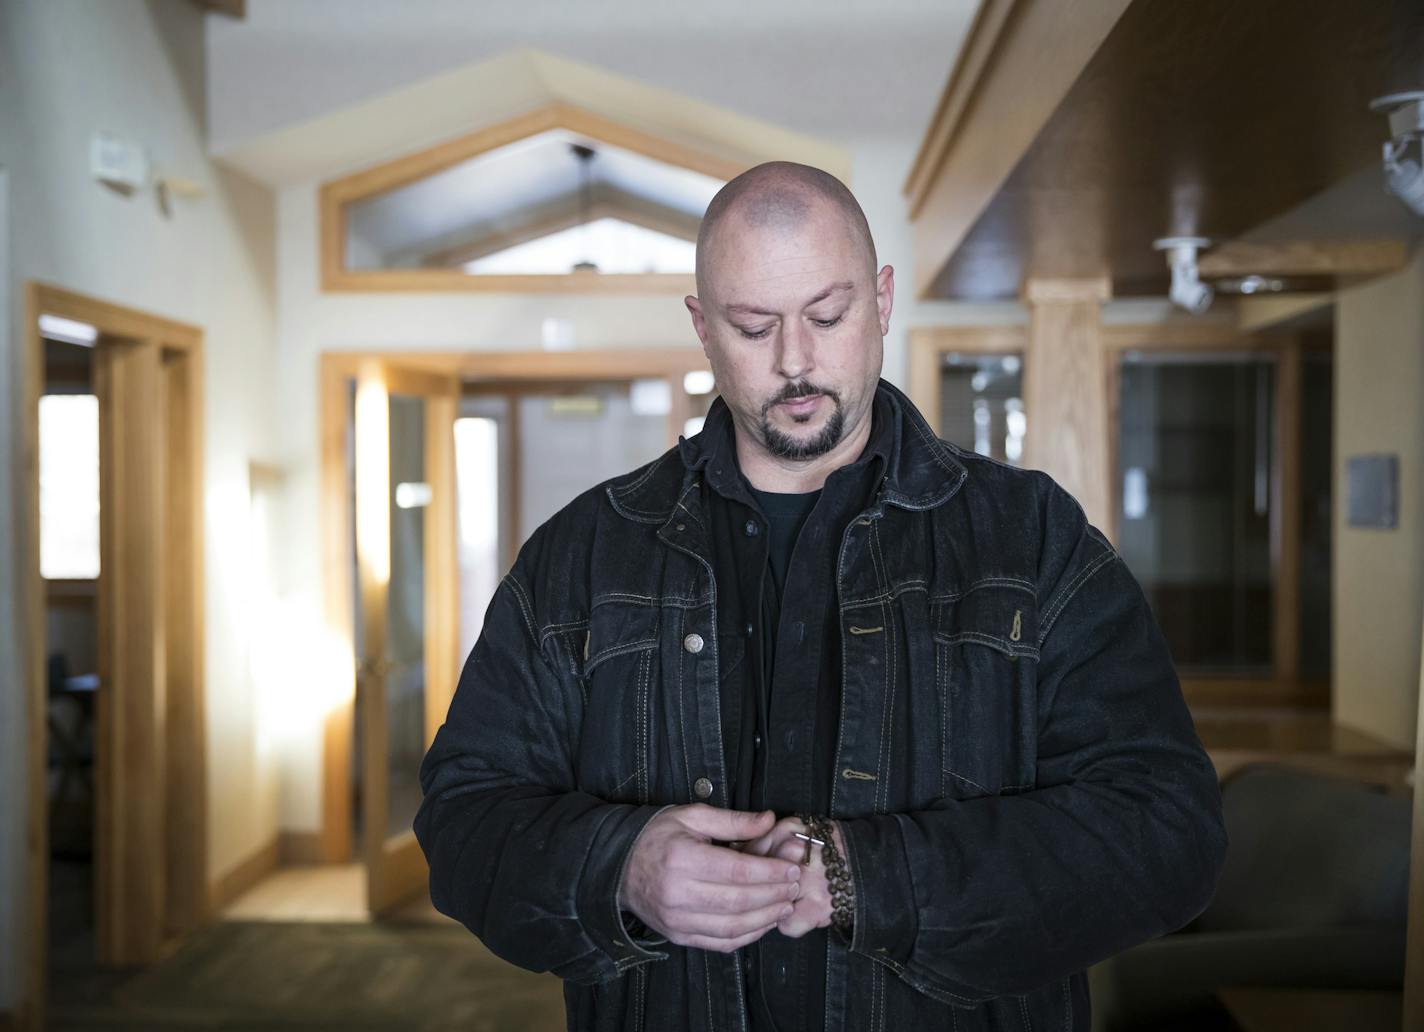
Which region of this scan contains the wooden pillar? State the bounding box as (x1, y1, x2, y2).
(1021, 277, 1113, 535)
(94, 336, 167, 965)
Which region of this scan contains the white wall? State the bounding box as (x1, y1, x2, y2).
(0, 1, 280, 1009)
(1333, 242, 1424, 750)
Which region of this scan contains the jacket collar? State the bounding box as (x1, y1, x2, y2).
(607, 377, 967, 524)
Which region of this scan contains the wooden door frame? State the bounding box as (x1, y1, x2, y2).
(18, 283, 207, 1029)
(906, 321, 1326, 711)
(317, 348, 710, 869)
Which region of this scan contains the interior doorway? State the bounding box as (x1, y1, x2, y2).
(317, 349, 712, 916)
(20, 283, 208, 1026)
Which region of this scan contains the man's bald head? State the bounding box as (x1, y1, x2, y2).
(695, 161, 877, 297)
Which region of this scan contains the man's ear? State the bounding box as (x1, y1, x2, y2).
(875, 265, 895, 336)
(685, 295, 710, 353)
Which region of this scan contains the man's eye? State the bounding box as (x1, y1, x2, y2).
(738, 326, 772, 340)
(812, 315, 842, 329)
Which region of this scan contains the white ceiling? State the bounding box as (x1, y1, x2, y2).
(206, 0, 981, 152)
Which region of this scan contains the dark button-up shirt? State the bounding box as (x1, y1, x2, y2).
(700, 391, 893, 1032)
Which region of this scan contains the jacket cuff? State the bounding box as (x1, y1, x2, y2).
(577, 802, 676, 972)
(840, 814, 918, 965)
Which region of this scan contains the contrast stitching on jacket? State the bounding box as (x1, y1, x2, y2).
(944, 768, 992, 795)
(868, 522, 892, 814)
(505, 573, 539, 644)
(636, 649, 650, 803)
(1019, 993, 1034, 1032)
(932, 629, 1040, 660)
(592, 591, 712, 609)
(878, 601, 895, 814)
(938, 640, 948, 796)
(1061, 976, 1071, 1032)
(540, 620, 589, 658)
(865, 950, 877, 1030)
(839, 579, 927, 609)
(1036, 547, 1119, 649)
(585, 637, 660, 673)
(701, 952, 715, 1032)
(607, 453, 668, 511)
(673, 607, 692, 802)
(927, 575, 1037, 602)
(609, 765, 647, 796)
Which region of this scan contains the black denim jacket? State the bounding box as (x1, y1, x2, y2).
(415, 378, 1229, 1032)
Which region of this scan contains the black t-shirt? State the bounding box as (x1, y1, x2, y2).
(747, 484, 822, 771)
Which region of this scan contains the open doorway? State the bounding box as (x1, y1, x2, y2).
(272, 350, 713, 921)
(20, 283, 208, 1025)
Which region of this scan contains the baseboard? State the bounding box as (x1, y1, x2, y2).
(208, 835, 279, 915)
(277, 830, 327, 866)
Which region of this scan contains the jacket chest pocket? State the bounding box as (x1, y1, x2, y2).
(930, 585, 1039, 800)
(574, 600, 661, 804)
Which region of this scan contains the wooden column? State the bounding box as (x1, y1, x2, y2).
(94, 336, 167, 965)
(1021, 277, 1113, 535)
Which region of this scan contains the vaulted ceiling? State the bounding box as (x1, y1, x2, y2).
(205, 0, 981, 153)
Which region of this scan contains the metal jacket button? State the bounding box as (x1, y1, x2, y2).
(744, 519, 760, 537)
(693, 777, 714, 799)
(683, 633, 704, 654)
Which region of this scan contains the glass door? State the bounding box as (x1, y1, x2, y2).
(353, 360, 459, 913)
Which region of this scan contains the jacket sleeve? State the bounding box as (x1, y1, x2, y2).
(838, 502, 1229, 1005)
(413, 565, 673, 985)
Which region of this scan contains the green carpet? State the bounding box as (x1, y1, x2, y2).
(49, 919, 567, 1031)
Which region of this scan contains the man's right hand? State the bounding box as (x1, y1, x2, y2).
(618, 804, 804, 953)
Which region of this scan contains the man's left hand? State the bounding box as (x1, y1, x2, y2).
(737, 816, 847, 938)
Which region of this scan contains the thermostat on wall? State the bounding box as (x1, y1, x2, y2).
(90, 131, 149, 193)
(1346, 454, 1398, 529)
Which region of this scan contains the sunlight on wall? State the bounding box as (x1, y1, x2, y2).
(245, 467, 356, 758)
(354, 369, 391, 587)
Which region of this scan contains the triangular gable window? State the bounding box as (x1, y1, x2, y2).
(323, 105, 738, 292)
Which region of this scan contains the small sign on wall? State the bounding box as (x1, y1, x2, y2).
(1346, 454, 1398, 529)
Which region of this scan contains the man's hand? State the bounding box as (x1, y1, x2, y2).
(618, 804, 805, 953)
(741, 815, 847, 938)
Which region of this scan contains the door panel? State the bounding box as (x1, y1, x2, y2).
(354, 361, 458, 914)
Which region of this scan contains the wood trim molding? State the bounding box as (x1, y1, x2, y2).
(319, 101, 744, 294)
(906, 324, 1028, 437)
(903, 0, 1023, 216)
(277, 831, 328, 867)
(208, 836, 279, 914)
(902, 0, 1133, 298)
(318, 357, 355, 864)
(1197, 239, 1409, 279)
(20, 283, 206, 1027)
(1101, 321, 1274, 352)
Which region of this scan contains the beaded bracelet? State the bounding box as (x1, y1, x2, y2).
(794, 812, 855, 938)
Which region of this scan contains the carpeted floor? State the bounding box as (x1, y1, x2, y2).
(48, 919, 567, 1031)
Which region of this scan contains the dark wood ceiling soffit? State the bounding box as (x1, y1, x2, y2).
(927, 0, 1424, 301)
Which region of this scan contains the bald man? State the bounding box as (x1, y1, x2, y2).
(416, 162, 1227, 1032)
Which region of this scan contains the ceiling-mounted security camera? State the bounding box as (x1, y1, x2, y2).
(1153, 236, 1213, 314)
(1368, 91, 1424, 217)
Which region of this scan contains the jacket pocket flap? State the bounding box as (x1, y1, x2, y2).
(930, 582, 1039, 660)
(584, 598, 661, 674)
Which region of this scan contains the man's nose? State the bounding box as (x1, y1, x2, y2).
(776, 321, 815, 380)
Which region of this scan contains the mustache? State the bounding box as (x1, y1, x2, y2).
(762, 380, 838, 414)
